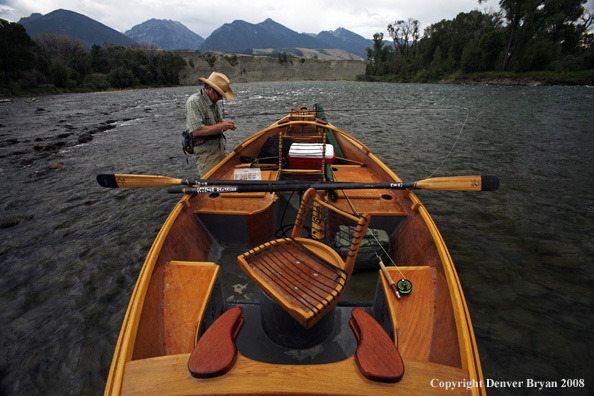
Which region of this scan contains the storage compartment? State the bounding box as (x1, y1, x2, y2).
(288, 143, 335, 169)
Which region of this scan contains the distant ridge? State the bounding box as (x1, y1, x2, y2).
(315, 28, 372, 58)
(125, 19, 205, 50)
(200, 19, 283, 52)
(201, 18, 334, 53)
(18, 9, 136, 47)
(16, 9, 374, 59)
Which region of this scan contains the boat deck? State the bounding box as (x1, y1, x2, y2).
(120, 353, 470, 396)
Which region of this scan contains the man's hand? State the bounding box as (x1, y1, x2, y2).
(220, 121, 237, 131)
(192, 121, 237, 137)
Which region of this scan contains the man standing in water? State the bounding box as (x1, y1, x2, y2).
(186, 72, 237, 177)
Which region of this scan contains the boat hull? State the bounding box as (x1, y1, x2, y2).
(104, 106, 486, 396)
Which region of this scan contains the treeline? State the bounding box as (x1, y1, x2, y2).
(1, 19, 186, 95)
(362, 0, 594, 84)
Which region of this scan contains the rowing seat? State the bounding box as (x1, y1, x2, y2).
(238, 188, 370, 329)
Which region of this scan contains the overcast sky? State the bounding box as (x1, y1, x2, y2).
(1, 0, 506, 39)
(2, 0, 593, 39)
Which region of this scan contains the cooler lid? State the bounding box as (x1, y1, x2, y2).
(288, 143, 335, 159)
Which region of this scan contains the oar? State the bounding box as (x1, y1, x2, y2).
(167, 175, 500, 194)
(96, 174, 313, 189)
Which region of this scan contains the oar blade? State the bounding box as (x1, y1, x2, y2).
(96, 174, 119, 188)
(96, 174, 182, 188)
(415, 175, 499, 191)
(480, 175, 500, 191)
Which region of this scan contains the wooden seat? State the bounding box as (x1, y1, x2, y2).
(188, 307, 244, 378)
(238, 188, 370, 329)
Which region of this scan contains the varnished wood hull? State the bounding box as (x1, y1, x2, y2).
(104, 107, 486, 395)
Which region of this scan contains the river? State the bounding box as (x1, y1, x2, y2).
(1, 81, 593, 395)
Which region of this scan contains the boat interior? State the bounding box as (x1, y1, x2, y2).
(111, 106, 478, 395)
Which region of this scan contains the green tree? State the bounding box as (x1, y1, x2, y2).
(366, 33, 391, 76)
(387, 18, 420, 57)
(485, 0, 588, 71)
(420, 11, 502, 74)
(0, 19, 40, 88)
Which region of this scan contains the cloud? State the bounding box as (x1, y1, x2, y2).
(1, 0, 492, 39)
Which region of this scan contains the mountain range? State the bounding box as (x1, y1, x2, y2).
(17, 9, 373, 58)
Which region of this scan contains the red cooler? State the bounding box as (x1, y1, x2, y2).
(288, 143, 336, 169)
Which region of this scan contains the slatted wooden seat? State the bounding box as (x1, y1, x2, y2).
(238, 188, 370, 329)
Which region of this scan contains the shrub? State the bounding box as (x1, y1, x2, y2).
(82, 73, 110, 90)
(107, 66, 139, 88)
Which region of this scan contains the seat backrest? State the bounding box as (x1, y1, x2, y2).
(291, 188, 370, 276)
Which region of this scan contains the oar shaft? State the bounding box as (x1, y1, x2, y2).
(415, 175, 499, 191)
(168, 181, 416, 194)
(97, 174, 182, 188)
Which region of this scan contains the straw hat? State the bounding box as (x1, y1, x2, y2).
(199, 72, 234, 101)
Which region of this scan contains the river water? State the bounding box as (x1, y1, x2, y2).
(1, 82, 593, 395)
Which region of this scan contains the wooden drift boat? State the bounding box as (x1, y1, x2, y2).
(101, 105, 494, 396)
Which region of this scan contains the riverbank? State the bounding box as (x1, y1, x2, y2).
(3, 64, 594, 98)
(359, 70, 594, 86)
(0, 53, 366, 98)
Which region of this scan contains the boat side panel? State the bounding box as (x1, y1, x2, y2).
(330, 127, 473, 375)
(163, 261, 220, 355)
(132, 196, 214, 360)
(390, 207, 443, 272)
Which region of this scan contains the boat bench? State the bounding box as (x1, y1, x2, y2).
(194, 169, 278, 247)
(160, 261, 220, 355)
(329, 165, 406, 214)
(121, 338, 469, 396)
(379, 266, 461, 367)
(329, 165, 407, 237)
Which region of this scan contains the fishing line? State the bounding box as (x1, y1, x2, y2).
(226, 107, 466, 118)
(425, 107, 470, 179)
